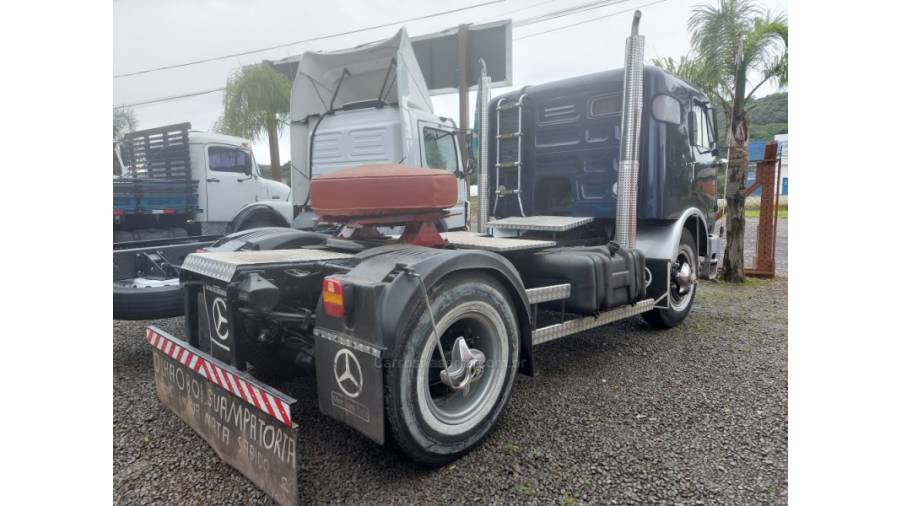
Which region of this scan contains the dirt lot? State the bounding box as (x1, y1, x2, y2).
(114, 222, 788, 504)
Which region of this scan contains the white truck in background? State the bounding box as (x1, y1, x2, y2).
(113, 124, 292, 319)
(278, 29, 470, 231)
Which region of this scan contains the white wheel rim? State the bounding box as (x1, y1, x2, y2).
(670, 246, 695, 312)
(415, 300, 508, 436)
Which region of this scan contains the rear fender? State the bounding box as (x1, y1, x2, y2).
(319, 245, 535, 376)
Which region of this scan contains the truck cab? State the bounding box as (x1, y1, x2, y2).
(188, 131, 292, 230)
(283, 29, 468, 231)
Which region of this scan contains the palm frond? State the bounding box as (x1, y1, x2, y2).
(217, 63, 291, 141)
(113, 107, 138, 139)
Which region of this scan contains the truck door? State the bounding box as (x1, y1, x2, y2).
(419, 123, 466, 230)
(689, 99, 719, 220)
(204, 144, 257, 223)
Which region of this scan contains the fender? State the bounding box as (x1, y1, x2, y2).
(635, 207, 709, 262)
(228, 201, 293, 232)
(319, 245, 536, 376)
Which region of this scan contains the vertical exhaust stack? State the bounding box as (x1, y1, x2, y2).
(476, 59, 492, 233)
(615, 11, 645, 250)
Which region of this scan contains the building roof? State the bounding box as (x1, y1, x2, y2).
(748, 137, 788, 161)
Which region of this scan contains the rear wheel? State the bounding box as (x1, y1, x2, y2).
(113, 279, 183, 320)
(643, 229, 698, 329)
(385, 273, 520, 467)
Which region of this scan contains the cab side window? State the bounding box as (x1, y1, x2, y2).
(423, 128, 458, 172)
(209, 146, 252, 173)
(691, 102, 716, 152)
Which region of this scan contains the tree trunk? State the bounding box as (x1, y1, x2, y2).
(721, 109, 750, 282)
(266, 115, 282, 183)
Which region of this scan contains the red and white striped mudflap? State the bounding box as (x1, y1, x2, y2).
(145, 327, 294, 428)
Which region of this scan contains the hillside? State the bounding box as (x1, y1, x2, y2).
(715, 91, 788, 145)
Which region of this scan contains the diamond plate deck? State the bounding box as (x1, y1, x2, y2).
(487, 215, 594, 232)
(525, 284, 571, 304)
(182, 249, 353, 282)
(532, 298, 655, 345)
(442, 231, 556, 252)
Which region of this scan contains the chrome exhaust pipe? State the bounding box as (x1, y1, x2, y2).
(614, 11, 645, 250)
(476, 59, 492, 233)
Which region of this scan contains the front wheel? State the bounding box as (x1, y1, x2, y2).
(643, 229, 698, 329)
(385, 273, 520, 467)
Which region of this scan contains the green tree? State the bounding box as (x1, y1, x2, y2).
(113, 107, 138, 139)
(217, 63, 291, 182)
(653, 0, 787, 281)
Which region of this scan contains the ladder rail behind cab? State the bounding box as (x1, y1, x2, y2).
(493, 94, 528, 217)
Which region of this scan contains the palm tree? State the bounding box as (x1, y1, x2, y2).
(217, 63, 291, 182)
(655, 0, 787, 281)
(113, 107, 138, 139)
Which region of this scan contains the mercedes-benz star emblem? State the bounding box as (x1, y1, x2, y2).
(212, 297, 229, 342)
(333, 348, 363, 398)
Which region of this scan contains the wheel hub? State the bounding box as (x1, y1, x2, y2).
(439, 336, 486, 395)
(673, 261, 695, 294)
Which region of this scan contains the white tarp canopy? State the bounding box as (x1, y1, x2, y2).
(289, 28, 433, 122)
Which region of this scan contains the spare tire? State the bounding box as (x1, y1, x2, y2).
(113, 279, 183, 320)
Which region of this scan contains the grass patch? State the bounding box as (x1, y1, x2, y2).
(744, 198, 788, 219)
(503, 443, 522, 455)
(740, 277, 762, 287)
(744, 206, 788, 219)
(563, 491, 577, 505)
(516, 483, 535, 496)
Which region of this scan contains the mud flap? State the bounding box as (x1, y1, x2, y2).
(313, 328, 385, 444)
(146, 326, 299, 506)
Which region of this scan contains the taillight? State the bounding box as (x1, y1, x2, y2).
(322, 278, 344, 317)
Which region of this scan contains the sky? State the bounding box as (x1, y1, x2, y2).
(113, 0, 788, 165)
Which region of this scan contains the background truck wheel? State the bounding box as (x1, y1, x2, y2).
(643, 229, 699, 329)
(113, 280, 183, 320)
(239, 217, 278, 230)
(385, 273, 520, 467)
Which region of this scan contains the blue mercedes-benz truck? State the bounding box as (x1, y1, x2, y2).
(142, 12, 725, 505)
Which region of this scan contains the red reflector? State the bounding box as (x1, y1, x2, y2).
(322, 278, 344, 317)
(113, 210, 124, 217)
(163, 209, 176, 215)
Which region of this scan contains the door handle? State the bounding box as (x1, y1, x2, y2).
(207, 178, 220, 183)
(237, 176, 252, 182)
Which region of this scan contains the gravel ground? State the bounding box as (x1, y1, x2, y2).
(114, 275, 788, 504)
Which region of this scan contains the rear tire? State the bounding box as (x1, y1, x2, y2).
(643, 229, 698, 329)
(385, 273, 520, 467)
(113, 283, 183, 320)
